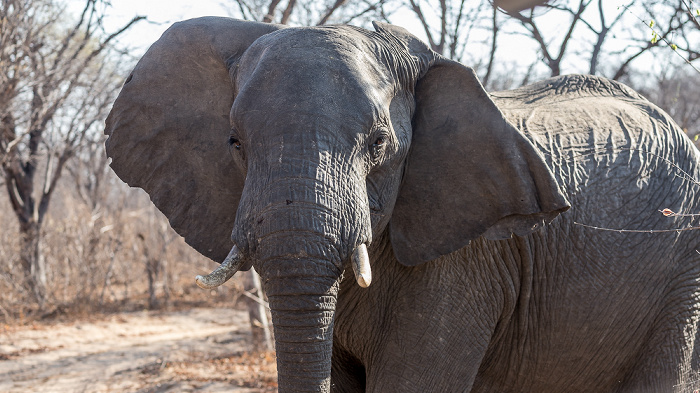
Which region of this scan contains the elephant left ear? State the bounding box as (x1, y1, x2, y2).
(389, 59, 570, 267)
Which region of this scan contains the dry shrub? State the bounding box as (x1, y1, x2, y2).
(0, 173, 247, 323)
(0, 198, 22, 320)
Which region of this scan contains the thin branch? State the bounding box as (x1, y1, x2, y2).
(438, 0, 447, 54)
(569, 146, 700, 233)
(317, 0, 348, 25)
(574, 222, 700, 233)
(506, 10, 556, 74)
(50, 0, 91, 73)
(681, 0, 700, 29)
(482, 5, 498, 86)
(554, 0, 590, 64)
(235, 0, 255, 21)
(263, 0, 283, 23)
(239, 288, 270, 309)
(613, 2, 698, 78)
(408, 0, 438, 51)
(660, 208, 700, 218)
(448, 0, 467, 59)
(342, 0, 383, 24)
(280, 0, 297, 24)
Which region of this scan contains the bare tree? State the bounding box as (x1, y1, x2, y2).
(66, 133, 116, 213)
(504, 0, 592, 77)
(637, 65, 700, 140)
(226, 0, 392, 26)
(482, 4, 501, 86)
(610, 0, 699, 79)
(404, 0, 492, 60)
(138, 221, 177, 310)
(499, 0, 698, 79)
(0, 0, 143, 307)
(243, 269, 273, 351)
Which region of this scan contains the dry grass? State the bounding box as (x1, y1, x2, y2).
(0, 307, 277, 392)
(163, 351, 278, 392)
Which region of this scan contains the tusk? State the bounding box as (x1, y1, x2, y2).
(195, 245, 243, 289)
(351, 243, 372, 288)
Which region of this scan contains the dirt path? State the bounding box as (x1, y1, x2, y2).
(0, 308, 277, 392)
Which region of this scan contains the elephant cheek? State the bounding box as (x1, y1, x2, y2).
(367, 170, 403, 239)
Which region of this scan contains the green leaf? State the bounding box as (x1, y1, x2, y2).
(696, 9, 699, 16)
(671, 44, 678, 50)
(649, 20, 655, 28)
(695, 134, 698, 141)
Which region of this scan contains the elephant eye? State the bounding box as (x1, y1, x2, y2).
(369, 134, 388, 162)
(228, 136, 242, 150)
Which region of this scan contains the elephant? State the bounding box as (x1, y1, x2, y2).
(104, 17, 700, 393)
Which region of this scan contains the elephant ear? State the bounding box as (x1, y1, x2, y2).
(105, 17, 282, 262)
(389, 57, 570, 266)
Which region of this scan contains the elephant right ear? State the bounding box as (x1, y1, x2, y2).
(389, 59, 570, 267)
(105, 17, 282, 262)
(375, 22, 569, 267)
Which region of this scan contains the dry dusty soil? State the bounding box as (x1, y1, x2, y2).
(0, 307, 277, 392)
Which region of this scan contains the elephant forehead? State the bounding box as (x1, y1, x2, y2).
(244, 26, 378, 65)
(234, 27, 393, 112)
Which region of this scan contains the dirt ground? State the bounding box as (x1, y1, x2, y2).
(0, 307, 277, 393)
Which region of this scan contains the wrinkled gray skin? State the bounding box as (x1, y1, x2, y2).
(104, 17, 700, 393)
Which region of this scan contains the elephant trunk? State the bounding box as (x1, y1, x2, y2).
(246, 196, 355, 391)
(232, 134, 372, 391)
(265, 260, 340, 393)
(258, 234, 343, 393)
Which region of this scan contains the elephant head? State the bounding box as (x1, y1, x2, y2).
(105, 17, 568, 393)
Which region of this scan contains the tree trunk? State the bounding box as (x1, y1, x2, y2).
(146, 257, 159, 309)
(244, 269, 273, 351)
(19, 221, 47, 308)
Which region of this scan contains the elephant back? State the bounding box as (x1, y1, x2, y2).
(492, 74, 700, 242)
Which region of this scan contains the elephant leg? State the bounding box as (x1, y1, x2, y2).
(331, 344, 366, 393)
(616, 289, 700, 393)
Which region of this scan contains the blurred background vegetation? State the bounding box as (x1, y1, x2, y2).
(1, 0, 698, 321)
